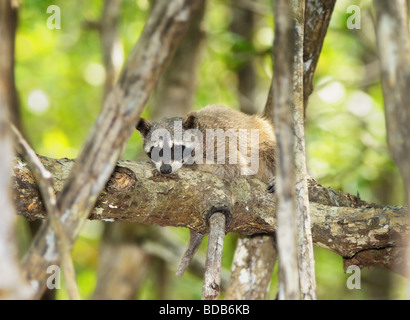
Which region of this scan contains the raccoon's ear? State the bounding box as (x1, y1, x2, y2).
(136, 118, 152, 137)
(183, 113, 198, 129)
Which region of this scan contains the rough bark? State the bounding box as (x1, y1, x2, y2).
(14, 157, 410, 276)
(265, 0, 336, 117)
(263, 0, 337, 299)
(291, 0, 317, 300)
(19, 0, 205, 299)
(303, 0, 336, 110)
(224, 235, 276, 300)
(269, 0, 299, 300)
(202, 212, 226, 300)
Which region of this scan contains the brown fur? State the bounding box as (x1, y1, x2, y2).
(182, 104, 276, 183)
(137, 104, 276, 185)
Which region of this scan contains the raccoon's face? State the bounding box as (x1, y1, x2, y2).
(136, 116, 198, 175)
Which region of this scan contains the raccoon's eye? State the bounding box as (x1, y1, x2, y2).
(148, 147, 164, 162)
(184, 147, 194, 158)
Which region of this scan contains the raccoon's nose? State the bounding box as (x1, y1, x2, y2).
(160, 164, 172, 174)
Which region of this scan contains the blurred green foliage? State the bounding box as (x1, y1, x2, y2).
(15, 0, 407, 299)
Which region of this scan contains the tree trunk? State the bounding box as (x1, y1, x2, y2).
(374, 0, 410, 284)
(225, 235, 276, 299)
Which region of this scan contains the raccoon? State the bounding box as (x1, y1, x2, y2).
(137, 104, 276, 275)
(136, 104, 276, 190)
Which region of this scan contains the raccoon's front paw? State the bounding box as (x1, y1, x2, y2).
(267, 177, 276, 193)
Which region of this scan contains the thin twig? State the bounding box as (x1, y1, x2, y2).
(176, 230, 204, 276)
(10, 124, 80, 300)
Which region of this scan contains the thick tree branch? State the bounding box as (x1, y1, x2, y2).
(14, 156, 410, 277)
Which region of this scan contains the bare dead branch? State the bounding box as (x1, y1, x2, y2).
(10, 125, 80, 300)
(202, 212, 226, 300)
(270, 0, 299, 300)
(291, 0, 317, 300)
(176, 230, 204, 277)
(303, 0, 337, 110)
